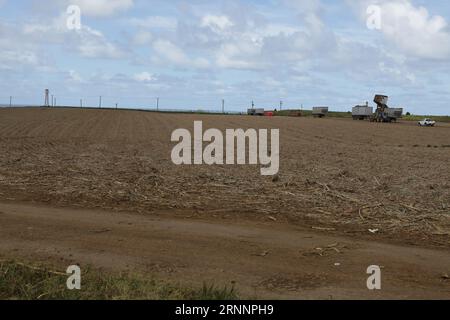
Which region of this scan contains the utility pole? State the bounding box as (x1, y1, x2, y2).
(156, 97, 159, 111)
(99, 96, 102, 108)
(222, 99, 225, 114)
(9, 96, 12, 108)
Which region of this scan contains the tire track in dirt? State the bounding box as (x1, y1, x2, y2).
(0, 202, 449, 299)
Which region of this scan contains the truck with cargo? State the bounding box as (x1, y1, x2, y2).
(247, 108, 265, 116)
(385, 108, 403, 122)
(312, 107, 329, 118)
(352, 105, 373, 120)
(371, 95, 403, 122)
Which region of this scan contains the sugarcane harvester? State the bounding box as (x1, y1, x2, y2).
(371, 95, 403, 123)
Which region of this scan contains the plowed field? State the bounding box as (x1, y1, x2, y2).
(1, 107, 449, 298)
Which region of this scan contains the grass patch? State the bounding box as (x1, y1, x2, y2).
(0, 261, 238, 300)
(195, 283, 238, 301)
(402, 115, 450, 123)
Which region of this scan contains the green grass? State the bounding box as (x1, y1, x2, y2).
(402, 115, 450, 123)
(0, 261, 238, 300)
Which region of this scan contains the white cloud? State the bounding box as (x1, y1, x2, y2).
(281, 0, 323, 13)
(133, 72, 156, 82)
(381, 1, 450, 59)
(201, 15, 234, 33)
(153, 40, 187, 64)
(69, 0, 134, 17)
(0, 50, 39, 70)
(76, 26, 126, 59)
(379, 62, 416, 84)
(0, 21, 47, 71)
(349, 0, 450, 59)
(22, 15, 127, 59)
(152, 39, 210, 69)
(216, 41, 264, 70)
(131, 31, 153, 45)
(67, 70, 84, 83)
(129, 16, 177, 29)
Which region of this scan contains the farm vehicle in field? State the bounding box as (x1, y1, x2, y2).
(312, 107, 329, 118)
(352, 103, 373, 120)
(370, 95, 403, 123)
(351, 95, 403, 122)
(247, 108, 265, 116)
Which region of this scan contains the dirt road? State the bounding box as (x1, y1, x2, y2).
(0, 202, 449, 299)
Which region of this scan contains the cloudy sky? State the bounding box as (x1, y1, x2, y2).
(0, 0, 449, 114)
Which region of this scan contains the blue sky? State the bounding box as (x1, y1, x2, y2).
(0, 0, 449, 115)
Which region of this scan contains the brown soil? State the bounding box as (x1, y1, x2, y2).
(1, 202, 449, 299)
(0, 108, 449, 299)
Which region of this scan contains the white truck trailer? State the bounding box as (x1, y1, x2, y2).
(247, 108, 265, 116)
(312, 107, 329, 118)
(352, 105, 374, 120)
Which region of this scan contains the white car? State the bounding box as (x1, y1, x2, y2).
(418, 119, 436, 127)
